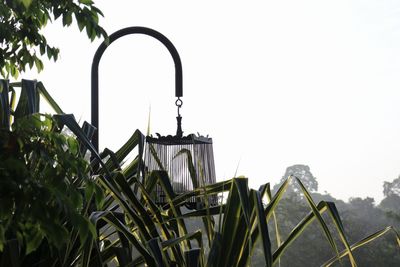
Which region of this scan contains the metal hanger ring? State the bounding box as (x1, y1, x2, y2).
(175, 97, 183, 108)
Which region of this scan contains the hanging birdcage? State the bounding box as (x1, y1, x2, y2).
(145, 99, 218, 209)
(91, 26, 218, 210)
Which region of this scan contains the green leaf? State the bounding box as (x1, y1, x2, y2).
(37, 82, 64, 114)
(28, 58, 34, 69)
(70, 189, 83, 209)
(79, 0, 94, 4)
(39, 44, 45, 55)
(113, 172, 159, 238)
(207, 232, 222, 267)
(151, 170, 191, 249)
(174, 149, 199, 188)
(25, 224, 44, 255)
(89, 211, 155, 266)
(0, 79, 11, 129)
(10, 65, 18, 80)
(94, 182, 105, 209)
(235, 178, 251, 226)
(21, 0, 32, 9)
(67, 136, 79, 155)
(53, 48, 59, 61)
(34, 58, 43, 72)
(174, 205, 225, 219)
(46, 45, 53, 60)
(184, 248, 201, 267)
(218, 178, 247, 267)
(147, 238, 168, 267)
(52, 114, 108, 175)
(13, 79, 39, 120)
(252, 190, 272, 267)
(62, 12, 73, 26)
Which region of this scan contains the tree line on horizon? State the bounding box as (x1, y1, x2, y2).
(247, 164, 400, 266)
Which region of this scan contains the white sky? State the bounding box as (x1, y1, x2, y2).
(23, 0, 400, 202)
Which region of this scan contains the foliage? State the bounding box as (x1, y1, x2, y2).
(0, 0, 107, 78)
(0, 79, 102, 265)
(273, 164, 318, 199)
(383, 175, 400, 197)
(259, 192, 400, 266)
(1, 79, 399, 266)
(72, 130, 400, 266)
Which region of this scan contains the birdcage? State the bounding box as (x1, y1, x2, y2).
(145, 99, 218, 209)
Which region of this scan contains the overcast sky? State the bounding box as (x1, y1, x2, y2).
(25, 0, 400, 202)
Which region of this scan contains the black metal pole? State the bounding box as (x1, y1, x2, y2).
(91, 26, 183, 152)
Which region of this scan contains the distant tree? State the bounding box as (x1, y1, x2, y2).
(383, 175, 400, 197)
(380, 176, 400, 219)
(0, 0, 107, 78)
(273, 164, 318, 199)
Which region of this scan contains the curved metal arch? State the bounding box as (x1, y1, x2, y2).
(91, 26, 183, 151)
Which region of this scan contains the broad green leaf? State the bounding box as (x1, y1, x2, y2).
(79, 0, 94, 4)
(206, 232, 222, 267)
(97, 173, 153, 243)
(152, 170, 191, 250)
(25, 225, 44, 255)
(34, 58, 43, 72)
(171, 179, 232, 208)
(218, 178, 249, 267)
(14, 79, 39, 120)
(184, 248, 201, 267)
(52, 114, 108, 175)
(47, 45, 53, 60)
(21, 0, 32, 9)
(174, 148, 199, 188)
(39, 44, 46, 55)
(79, 121, 96, 156)
(252, 190, 272, 267)
(0, 80, 10, 129)
(105, 129, 144, 173)
(127, 173, 186, 265)
(162, 230, 202, 250)
(264, 177, 291, 220)
(174, 148, 216, 247)
(324, 201, 357, 266)
(147, 238, 168, 267)
(37, 82, 64, 114)
(174, 205, 225, 219)
(89, 211, 155, 266)
(235, 178, 251, 226)
(114, 172, 159, 238)
(62, 12, 73, 26)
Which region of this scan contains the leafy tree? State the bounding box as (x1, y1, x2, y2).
(0, 0, 107, 78)
(0, 79, 104, 265)
(380, 176, 400, 216)
(383, 175, 400, 197)
(0, 114, 102, 265)
(273, 164, 318, 199)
